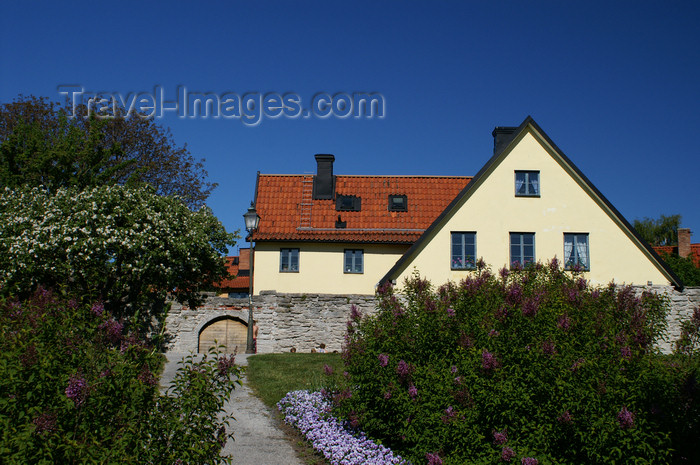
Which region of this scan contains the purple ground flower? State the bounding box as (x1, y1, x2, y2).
(278, 390, 407, 464)
(501, 447, 515, 462)
(617, 407, 635, 429)
(378, 353, 389, 367)
(65, 374, 89, 406)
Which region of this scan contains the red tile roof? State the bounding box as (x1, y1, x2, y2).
(653, 244, 700, 267)
(253, 174, 471, 243)
(214, 256, 250, 290)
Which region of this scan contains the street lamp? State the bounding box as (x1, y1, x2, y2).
(243, 202, 260, 354)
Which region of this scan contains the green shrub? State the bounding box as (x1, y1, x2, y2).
(0, 288, 241, 464)
(333, 260, 700, 465)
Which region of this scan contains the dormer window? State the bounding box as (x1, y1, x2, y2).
(388, 194, 407, 212)
(515, 171, 539, 197)
(336, 195, 361, 211)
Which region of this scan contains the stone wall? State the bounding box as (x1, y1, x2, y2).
(639, 285, 700, 353)
(164, 292, 377, 354)
(164, 287, 700, 355)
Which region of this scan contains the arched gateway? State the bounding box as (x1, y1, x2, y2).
(198, 316, 248, 354)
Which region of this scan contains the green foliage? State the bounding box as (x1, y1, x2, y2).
(659, 252, 700, 286)
(0, 184, 237, 337)
(0, 95, 216, 209)
(633, 214, 681, 246)
(0, 288, 241, 464)
(334, 260, 700, 465)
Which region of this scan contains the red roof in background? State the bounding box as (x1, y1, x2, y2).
(253, 174, 471, 243)
(214, 256, 250, 290)
(653, 244, 700, 267)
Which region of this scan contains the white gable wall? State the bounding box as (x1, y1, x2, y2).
(393, 128, 671, 288)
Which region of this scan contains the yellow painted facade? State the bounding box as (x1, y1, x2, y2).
(391, 127, 672, 288)
(254, 242, 408, 295)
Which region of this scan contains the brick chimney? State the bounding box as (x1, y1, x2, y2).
(313, 154, 335, 200)
(678, 228, 691, 258)
(492, 126, 518, 155)
(239, 248, 250, 271)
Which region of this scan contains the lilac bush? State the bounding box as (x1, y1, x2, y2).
(278, 390, 408, 465)
(334, 261, 700, 464)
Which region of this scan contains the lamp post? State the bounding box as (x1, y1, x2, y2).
(243, 202, 260, 354)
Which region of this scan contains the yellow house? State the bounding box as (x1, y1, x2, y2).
(250, 117, 682, 296)
(381, 117, 682, 289)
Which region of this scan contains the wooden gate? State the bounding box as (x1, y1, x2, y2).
(198, 317, 248, 354)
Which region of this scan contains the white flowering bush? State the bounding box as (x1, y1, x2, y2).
(0, 185, 236, 336)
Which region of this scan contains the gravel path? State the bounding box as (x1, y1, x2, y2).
(160, 352, 304, 465)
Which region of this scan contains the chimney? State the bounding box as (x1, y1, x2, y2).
(678, 228, 691, 258)
(239, 248, 250, 271)
(313, 154, 335, 200)
(492, 126, 518, 155)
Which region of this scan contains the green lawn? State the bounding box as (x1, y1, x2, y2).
(246, 352, 343, 408)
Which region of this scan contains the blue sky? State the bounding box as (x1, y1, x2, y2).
(2, 1, 699, 252)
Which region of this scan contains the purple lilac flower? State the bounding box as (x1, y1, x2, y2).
(617, 407, 635, 429)
(557, 314, 571, 331)
(446, 307, 455, 317)
(542, 341, 556, 356)
(378, 353, 389, 367)
(459, 332, 474, 348)
(384, 390, 392, 400)
(549, 257, 559, 272)
(91, 302, 104, 316)
(138, 366, 157, 386)
(277, 390, 407, 464)
(499, 267, 510, 279)
(557, 410, 573, 424)
(493, 429, 508, 445)
(350, 304, 362, 321)
(495, 305, 509, 322)
(441, 406, 456, 423)
(32, 412, 56, 435)
(426, 452, 443, 465)
(577, 277, 587, 289)
(450, 365, 458, 374)
(454, 376, 462, 385)
(507, 283, 523, 305)
(489, 329, 500, 338)
(396, 360, 410, 378)
(501, 446, 515, 462)
(482, 350, 498, 371)
(99, 319, 124, 344)
(522, 297, 539, 317)
(218, 355, 237, 377)
(620, 346, 632, 360)
(521, 458, 538, 465)
(408, 384, 418, 400)
(65, 374, 89, 406)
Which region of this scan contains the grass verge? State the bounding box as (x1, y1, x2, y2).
(246, 353, 344, 465)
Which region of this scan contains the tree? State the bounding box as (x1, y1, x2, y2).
(633, 214, 681, 246)
(0, 95, 215, 209)
(0, 185, 237, 337)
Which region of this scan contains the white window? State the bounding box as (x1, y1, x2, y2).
(510, 232, 535, 267)
(344, 249, 364, 273)
(451, 232, 476, 269)
(515, 171, 540, 196)
(564, 233, 589, 270)
(280, 248, 299, 272)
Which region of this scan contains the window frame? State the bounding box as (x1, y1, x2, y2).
(388, 194, 408, 212)
(515, 170, 540, 197)
(451, 231, 477, 270)
(510, 232, 535, 267)
(564, 233, 590, 271)
(344, 249, 364, 274)
(336, 195, 361, 212)
(279, 248, 300, 273)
